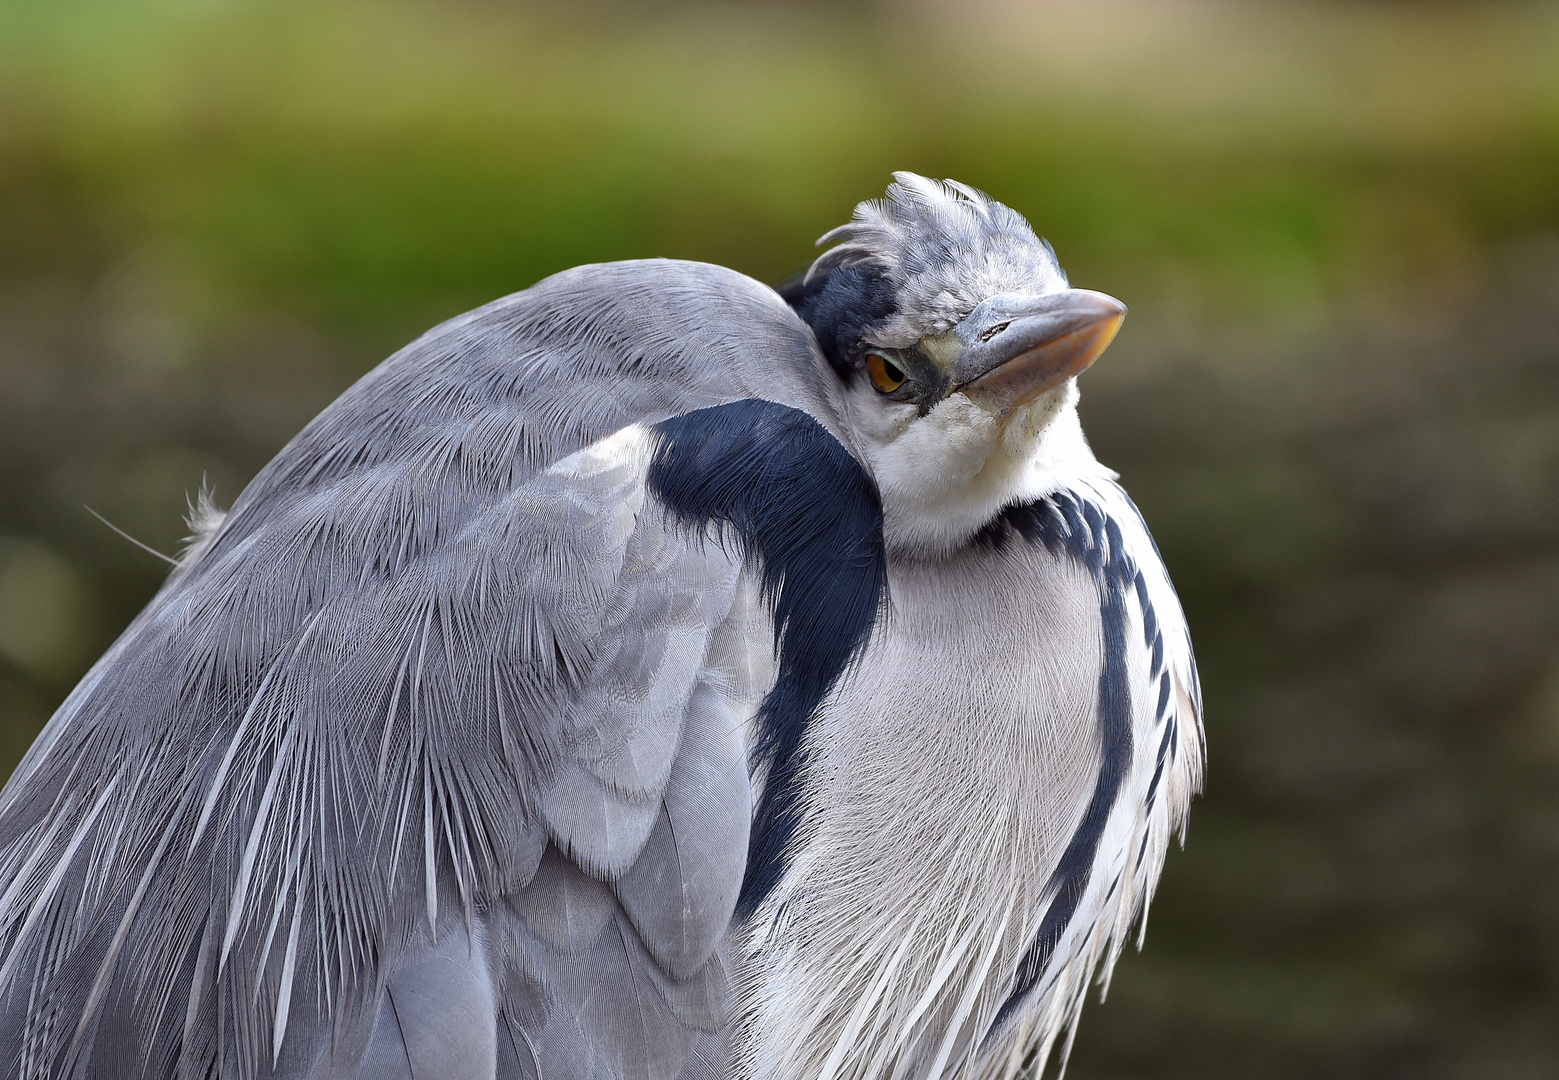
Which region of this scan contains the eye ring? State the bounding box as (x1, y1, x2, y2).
(865, 352, 907, 394)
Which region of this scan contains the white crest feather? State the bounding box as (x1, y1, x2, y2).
(806, 172, 1068, 348)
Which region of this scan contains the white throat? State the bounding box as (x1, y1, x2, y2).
(856, 381, 1110, 557)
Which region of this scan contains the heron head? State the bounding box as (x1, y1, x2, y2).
(786, 173, 1126, 554)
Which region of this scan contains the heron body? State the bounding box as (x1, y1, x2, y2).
(0, 175, 1202, 1080)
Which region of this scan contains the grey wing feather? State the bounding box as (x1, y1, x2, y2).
(0, 260, 833, 1079)
(354, 925, 499, 1080)
(614, 680, 752, 980)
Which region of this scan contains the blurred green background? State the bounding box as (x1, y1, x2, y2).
(3, 0, 1558, 1076)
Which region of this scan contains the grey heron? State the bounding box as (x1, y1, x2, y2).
(0, 173, 1202, 1080)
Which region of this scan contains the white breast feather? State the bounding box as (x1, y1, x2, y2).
(734, 474, 1203, 1080)
(975, 477, 1204, 1080)
(737, 541, 1105, 1080)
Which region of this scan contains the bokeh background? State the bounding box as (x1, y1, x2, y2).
(2, 1, 1558, 1076)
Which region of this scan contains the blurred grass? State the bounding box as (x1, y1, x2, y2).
(2, 1, 1558, 1077)
(3, 0, 1555, 331)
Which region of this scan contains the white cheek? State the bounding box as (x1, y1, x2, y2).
(1003, 386, 1067, 453)
(875, 396, 1000, 491)
(859, 382, 1104, 555)
(864, 394, 1002, 553)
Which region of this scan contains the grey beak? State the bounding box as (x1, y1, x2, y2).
(947, 289, 1126, 418)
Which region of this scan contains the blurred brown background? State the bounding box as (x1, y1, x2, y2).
(2, 1, 1558, 1076)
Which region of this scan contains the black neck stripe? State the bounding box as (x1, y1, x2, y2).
(979, 492, 1139, 1038)
(646, 400, 887, 917)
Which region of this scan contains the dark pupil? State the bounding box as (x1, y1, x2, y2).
(883, 359, 904, 383)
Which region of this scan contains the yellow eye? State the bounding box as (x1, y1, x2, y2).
(866, 352, 907, 394)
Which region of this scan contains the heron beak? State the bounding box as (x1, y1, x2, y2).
(943, 289, 1126, 419)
